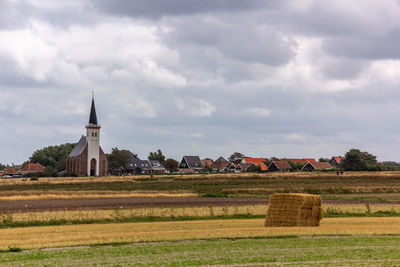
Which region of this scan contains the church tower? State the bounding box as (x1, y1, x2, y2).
(86, 96, 101, 176)
(66, 95, 108, 177)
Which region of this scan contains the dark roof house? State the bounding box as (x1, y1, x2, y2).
(380, 161, 400, 166)
(125, 153, 153, 174)
(235, 163, 254, 172)
(149, 160, 166, 173)
(179, 156, 203, 172)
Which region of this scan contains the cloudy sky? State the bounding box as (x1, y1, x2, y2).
(1, 0, 400, 164)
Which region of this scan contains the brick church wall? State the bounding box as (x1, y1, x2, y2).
(67, 145, 108, 176)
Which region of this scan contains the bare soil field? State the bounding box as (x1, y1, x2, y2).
(0, 196, 396, 213)
(0, 197, 266, 212)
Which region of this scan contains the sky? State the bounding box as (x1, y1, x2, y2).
(1, 0, 400, 164)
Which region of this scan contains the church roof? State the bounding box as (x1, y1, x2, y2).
(68, 135, 87, 157)
(89, 97, 98, 125)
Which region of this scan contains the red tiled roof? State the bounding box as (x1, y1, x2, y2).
(242, 158, 268, 171)
(21, 163, 45, 173)
(314, 162, 332, 169)
(201, 159, 213, 168)
(332, 156, 344, 164)
(242, 157, 267, 164)
(272, 160, 292, 170)
(4, 168, 19, 175)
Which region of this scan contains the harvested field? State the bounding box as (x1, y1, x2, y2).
(1, 172, 400, 200)
(1, 203, 400, 229)
(2, 217, 400, 249)
(0, 190, 196, 201)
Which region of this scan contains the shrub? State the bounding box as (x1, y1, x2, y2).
(8, 245, 21, 252)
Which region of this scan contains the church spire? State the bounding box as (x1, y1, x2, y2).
(88, 93, 98, 125)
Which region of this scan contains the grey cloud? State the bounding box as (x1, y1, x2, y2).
(320, 58, 369, 80)
(325, 32, 400, 60)
(93, 0, 273, 18)
(0, 0, 34, 29)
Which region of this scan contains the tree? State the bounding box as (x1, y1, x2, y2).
(340, 149, 377, 171)
(288, 161, 304, 171)
(246, 164, 262, 173)
(0, 163, 10, 170)
(319, 158, 329, 162)
(29, 143, 76, 172)
(148, 149, 166, 164)
(164, 158, 179, 173)
(228, 152, 245, 164)
(107, 148, 132, 175)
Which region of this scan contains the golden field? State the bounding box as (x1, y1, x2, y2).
(2, 203, 400, 223)
(0, 190, 196, 201)
(2, 217, 400, 250)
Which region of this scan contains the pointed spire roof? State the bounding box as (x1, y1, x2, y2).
(89, 95, 98, 125)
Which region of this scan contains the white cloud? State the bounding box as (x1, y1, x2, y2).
(243, 107, 271, 117)
(176, 98, 216, 117)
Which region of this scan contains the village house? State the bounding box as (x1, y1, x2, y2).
(201, 158, 214, 168)
(209, 157, 230, 172)
(283, 158, 317, 165)
(329, 156, 344, 167)
(380, 161, 400, 167)
(226, 163, 237, 172)
(179, 156, 203, 172)
(235, 162, 254, 172)
(241, 157, 268, 171)
(21, 163, 45, 175)
(3, 167, 21, 177)
(149, 160, 166, 173)
(268, 160, 292, 172)
(124, 152, 153, 175)
(301, 161, 332, 171)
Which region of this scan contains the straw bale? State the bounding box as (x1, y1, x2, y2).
(265, 193, 322, 227)
(268, 193, 321, 208)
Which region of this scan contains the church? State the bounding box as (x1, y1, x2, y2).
(66, 97, 108, 176)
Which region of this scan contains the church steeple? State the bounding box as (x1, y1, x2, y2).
(88, 95, 98, 125)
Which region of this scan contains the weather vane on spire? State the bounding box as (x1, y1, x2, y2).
(92, 90, 94, 98)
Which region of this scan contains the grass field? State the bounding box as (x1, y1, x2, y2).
(2, 232, 400, 266)
(2, 236, 400, 266)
